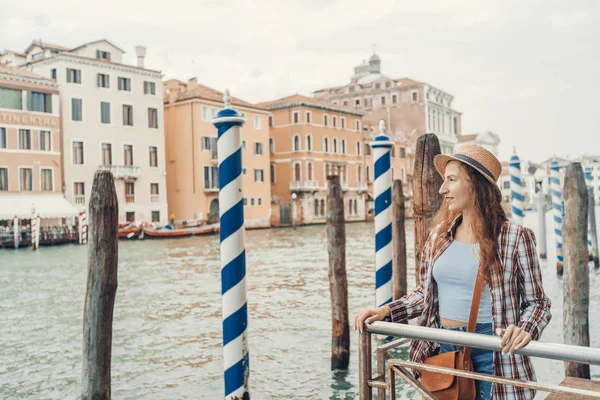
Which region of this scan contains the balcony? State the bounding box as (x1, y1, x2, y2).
(204, 186, 219, 193)
(357, 182, 367, 191)
(151, 194, 160, 204)
(98, 165, 141, 180)
(125, 194, 135, 204)
(341, 181, 349, 191)
(290, 180, 319, 192)
(74, 195, 85, 206)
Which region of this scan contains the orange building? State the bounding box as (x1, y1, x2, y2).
(257, 94, 368, 226)
(163, 79, 271, 228)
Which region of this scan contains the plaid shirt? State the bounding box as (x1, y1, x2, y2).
(389, 214, 552, 400)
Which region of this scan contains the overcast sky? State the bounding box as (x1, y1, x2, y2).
(2, 0, 598, 163)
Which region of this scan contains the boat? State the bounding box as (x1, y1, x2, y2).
(118, 223, 141, 239)
(141, 223, 220, 239)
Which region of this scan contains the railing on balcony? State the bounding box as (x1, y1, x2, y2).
(97, 165, 141, 179)
(341, 181, 349, 191)
(204, 185, 219, 193)
(74, 195, 85, 206)
(290, 180, 319, 191)
(125, 194, 135, 204)
(150, 194, 160, 204)
(357, 182, 367, 191)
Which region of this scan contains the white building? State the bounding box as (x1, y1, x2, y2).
(457, 131, 501, 156)
(7, 39, 168, 224)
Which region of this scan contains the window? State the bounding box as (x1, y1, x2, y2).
(251, 198, 255, 206)
(293, 112, 299, 124)
(400, 147, 406, 158)
(358, 166, 362, 182)
(306, 135, 312, 151)
(144, 81, 156, 95)
(67, 68, 81, 84)
(254, 142, 263, 155)
(29, 91, 52, 113)
(72, 98, 83, 121)
(381, 96, 386, 105)
(151, 183, 159, 195)
(39, 131, 51, 151)
(148, 108, 158, 128)
(96, 50, 111, 60)
(412, 91, 419, 102)
(204, 166, 218, 189)
(152, 211, 160, 222)
(294, 163, 301, 181)
(0, 168, 7, 191)
(126, 212, 135, 222)
(254, 115, 261, 129)
(364, 143, 371, 156)
(73, 141, 84, 164)
(343, 100, 348, 106)
(341, 140, 346, 154)
(366, 166, 371, 182)
(123, 105, 133, 126)
(118, 77, 132, 91)
(355, 99, 361, 108)
(320, 199, 325, 216)
(258, 198, 263, 206)
(19, 167, 32, 191)
(356, 120, 360, 131)
(0, 128, 5, 148)
(242, 141, 246, 149)
(348, 200, 352, 215)
(306, 112, 311, 123)
(149, 146, 158, 167)
(97, 73, 110, 88)
(356, 141, 361, 155)
(392, 94, 397, 104)
(391, 147, 395, 158)
(324, 115, 328, 126)
(125, 182, 135, 203)
(102, 143, 112, 166)
(454, 117, 458, 134)
(293, 135, 300, 151)
(307, 162, 314, 180)
(243, 168, 247, 175)
(341, 118, 345, 129)
(18, 129, 31, 150)
(269, 138, 274, 154)
(50, 69, 57, 80)
(314, 199, 319, 216)
(354, 199, 357, 215)
(100, 102, 111, 124)
(202, 136, 216, 151)
(0, 87, 22, 110)
(349, 86, 355, 93)
(270, 163, 275, 184)
(333, 138, 337, 153)
(40, 168, 53, 191)
(124, 144, 134, 166)
(254, 169, 264, 182)
(375, 83, 381, 89)
(269, 116, 273, 127)
(386, 81, 391, 88)
(324, 137, 329, 153)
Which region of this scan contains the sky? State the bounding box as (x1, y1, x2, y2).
(1, 0, 598, 163)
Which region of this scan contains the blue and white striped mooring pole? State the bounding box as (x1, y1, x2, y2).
(509, 151, 524, 226)
(550, 159, 564, 274)
(585, 166, 599, 267)
(371, 120, 393, 308)
(212, 90, 250, 400)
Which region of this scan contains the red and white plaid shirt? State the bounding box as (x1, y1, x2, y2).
(389, 214, 552, 400)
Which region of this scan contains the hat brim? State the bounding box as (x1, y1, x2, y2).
(433, 154, 501, 191)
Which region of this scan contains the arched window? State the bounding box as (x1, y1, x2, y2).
(294, 162, 301, 181)
(342, 139, 346, 154)
(353, 199, 357, 215)
(358, 165, 362, 182)
(348, 199, 352, 215)
(293, 135, 301, 151)
(270, 163, 275, 184)
(324, 137, 329, 153)
(320, 199, 325, 216)
(314, 199, 319, 216)
(306, 135, 312, 151)
(308, 162, 314, 180)
(356, 141, 361, 155)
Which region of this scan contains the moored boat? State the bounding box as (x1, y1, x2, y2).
(141, 223, 219, 239)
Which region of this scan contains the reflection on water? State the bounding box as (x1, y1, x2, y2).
(1, 212, 599, 399)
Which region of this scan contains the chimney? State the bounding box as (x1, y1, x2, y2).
(135, 45, 146, 68)
(188, 77, 198, 90)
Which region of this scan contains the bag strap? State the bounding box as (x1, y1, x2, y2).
(463, 271, 485, 362)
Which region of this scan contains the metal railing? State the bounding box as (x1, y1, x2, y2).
(359, 321, 600, 399)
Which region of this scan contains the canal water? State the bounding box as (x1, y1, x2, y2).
(1, 211, 599, 399)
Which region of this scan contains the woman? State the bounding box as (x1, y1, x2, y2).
(354, 144, 551, 400)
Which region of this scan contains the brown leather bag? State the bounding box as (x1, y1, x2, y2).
(419, 272, 485, 400)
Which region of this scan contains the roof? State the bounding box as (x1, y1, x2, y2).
(313, 76, 423, 95)
(0, 64, 56, 83)
(256, 93, 363, 116)
(28, 52, 162, 74)
(24, 40, 71, 54)
(168, 81, 267, 111)
(70, 39, 125, 54)
(0, 195, 79, 220)
(1, 50, 26, 57)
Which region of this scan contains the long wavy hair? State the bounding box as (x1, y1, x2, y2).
(433, 162, 509, 283)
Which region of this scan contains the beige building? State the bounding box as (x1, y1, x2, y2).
(4, 39, 168, 224)
(457, 131, 501, 156)
(163, 79, 271, 228)
(0, 64, 77, 224)
(257, 94, 369, 226)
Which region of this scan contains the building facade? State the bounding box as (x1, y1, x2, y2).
(457, 131, 501, 156)
(12, 39, 168, 224)
(0, 64, 78, 224)
(163, 79, 271, 228)
(257, 94, 368, 225)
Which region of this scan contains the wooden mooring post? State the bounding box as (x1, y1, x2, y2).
(326, 175, 350, 370)
(392, 179, 407, 303)
(562, 163, 590, 379)
(82, 170, 119, 400)
(412, 134, 443, 286)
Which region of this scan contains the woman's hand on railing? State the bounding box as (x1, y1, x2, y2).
(354, 306, 391, 333)
(497, 325, 532, 355)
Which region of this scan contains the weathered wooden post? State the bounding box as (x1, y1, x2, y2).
(585, 166, 599, 268)
(358, 330, 372, 400)
(13, 216, 19, 249)
(326, 175, 349, 370)
(413, 134, 443, 285)
(562, 163, 590, 379)
(392, 179, 407, 303)
(82, 170, 119, 400)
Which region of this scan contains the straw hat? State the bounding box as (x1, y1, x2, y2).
(433, 144, 502, 187)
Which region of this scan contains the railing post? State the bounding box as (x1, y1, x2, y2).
(212, 90, 250, 400)
(509, 150, 524, 225)
(412, 134, 443, 286)
(550, 159, 564, 275)
(358, 331, 373, 400)
(562, 162, 590, 379)
(371, 120, 393, 308)
(81, 170, 118, 400)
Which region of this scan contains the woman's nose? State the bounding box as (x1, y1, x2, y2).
(439, 182, 447, 195)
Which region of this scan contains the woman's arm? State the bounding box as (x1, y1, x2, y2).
(515, 227, 552, 341)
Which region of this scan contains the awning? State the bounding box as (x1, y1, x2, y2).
(0, 195, 79, 220)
